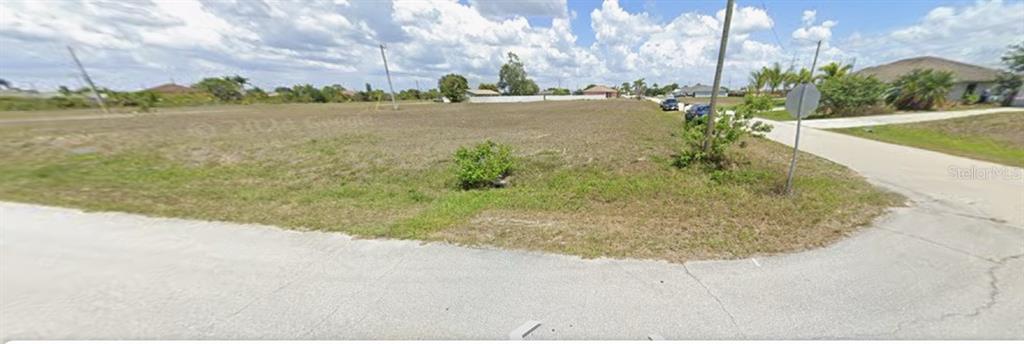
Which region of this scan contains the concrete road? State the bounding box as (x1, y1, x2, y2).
(2, 122, 1023, 340)
(798, 107, 1018, 129)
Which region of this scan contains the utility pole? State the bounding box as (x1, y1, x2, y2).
(703, 0, 734, 153)
(784, 40, 822, 195)
(67, 45, 108, 113)
(379, 43, 398, 110)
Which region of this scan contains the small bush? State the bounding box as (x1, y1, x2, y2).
(108, 91, 159, 111)
(674, 100, 772, 169)
(742, 93, 775, 112)
(819, 74, 887, 117)
(454, 141, 515, 189)
(962, 92, 980, 105)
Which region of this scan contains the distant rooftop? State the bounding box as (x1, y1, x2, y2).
(146, 83, 195, 94)
(466, 89, 500, 96)
(678, 84, 725, 92)
(856, 56, 1001, 83)
(583, 85, 616, 93)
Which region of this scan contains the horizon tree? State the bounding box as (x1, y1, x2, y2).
(498, 52, 539, 95)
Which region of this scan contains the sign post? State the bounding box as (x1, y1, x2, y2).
(784, 40, 823, 195)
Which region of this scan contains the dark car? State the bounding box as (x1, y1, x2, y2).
(685, 104, 710, 121)
(660, 98, 679, 111)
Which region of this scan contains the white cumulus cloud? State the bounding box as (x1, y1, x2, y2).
(0, 0, 1020, 92)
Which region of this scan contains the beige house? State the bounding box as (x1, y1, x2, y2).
(856, 56, 1001, 101)
(582, 85, 618, 98)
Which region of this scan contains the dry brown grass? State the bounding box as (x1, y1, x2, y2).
(0, 99, 901, 262)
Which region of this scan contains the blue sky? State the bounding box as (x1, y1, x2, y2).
(1, 0, 1022, 92)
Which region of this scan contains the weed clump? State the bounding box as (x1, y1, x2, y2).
(453, 140, 515, 189)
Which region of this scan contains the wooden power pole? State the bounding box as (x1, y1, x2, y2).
(67, 45, 108, 113)
(704, 0, 734, 153)
(379, 43, 398, 110)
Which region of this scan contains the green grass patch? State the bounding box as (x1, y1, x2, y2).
(755, 110, 792, 121)
(832, 112, 1024, 167)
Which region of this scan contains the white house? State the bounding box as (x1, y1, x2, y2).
(674, 84, 728, 98)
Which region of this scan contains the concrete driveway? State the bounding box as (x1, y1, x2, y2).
(2, 120, 1022, 340)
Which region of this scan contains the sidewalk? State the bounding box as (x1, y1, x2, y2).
(799, 107, 1018, 129)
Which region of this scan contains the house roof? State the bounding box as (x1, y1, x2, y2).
(678, 84, 726, 93)
(147, 83, 195, 94)
(466, 89, 500, 96)
(855, 56, 1001, 83)
(583, 85, 617, 93)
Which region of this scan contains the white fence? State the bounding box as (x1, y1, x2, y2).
(467, 95, 606, 103)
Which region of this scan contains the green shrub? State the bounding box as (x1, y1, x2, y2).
(453, 141, 515, 189)
(194, 77, 244, 102)
(108, 91, 159, 111)
(157, 92, 216, 107)
(674, 102, 772, 169)
(962, 92, 980, 104)
(742, 93, 775, 112)
(885, 69, 954, 110)
(819, 74, 887, 116)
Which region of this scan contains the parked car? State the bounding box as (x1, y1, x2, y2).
(660, 98, 679, 111)
(685, 104, 710, 121)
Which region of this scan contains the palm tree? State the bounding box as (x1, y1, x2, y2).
(818, 62, 853, 82)
(885, 69, 954, 110)
(782, 68, 798, 91)
(748, 69, 767, 94)
(794, 68, 813, 84)
(632, 78, 646, 98)
(764, 63, 784, 94)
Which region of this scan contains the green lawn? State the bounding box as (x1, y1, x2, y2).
(833, 112, 1024, 167)
(755, 110, 792, 121)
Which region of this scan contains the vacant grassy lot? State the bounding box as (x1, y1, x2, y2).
(834, 112, 1024, 167)
(0, 100, 899, 262)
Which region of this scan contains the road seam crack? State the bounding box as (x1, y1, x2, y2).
(891, 253, 1023, 335)
(682, 264, 741, 334)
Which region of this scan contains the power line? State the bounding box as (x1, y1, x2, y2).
(761, 1, 789, 55)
